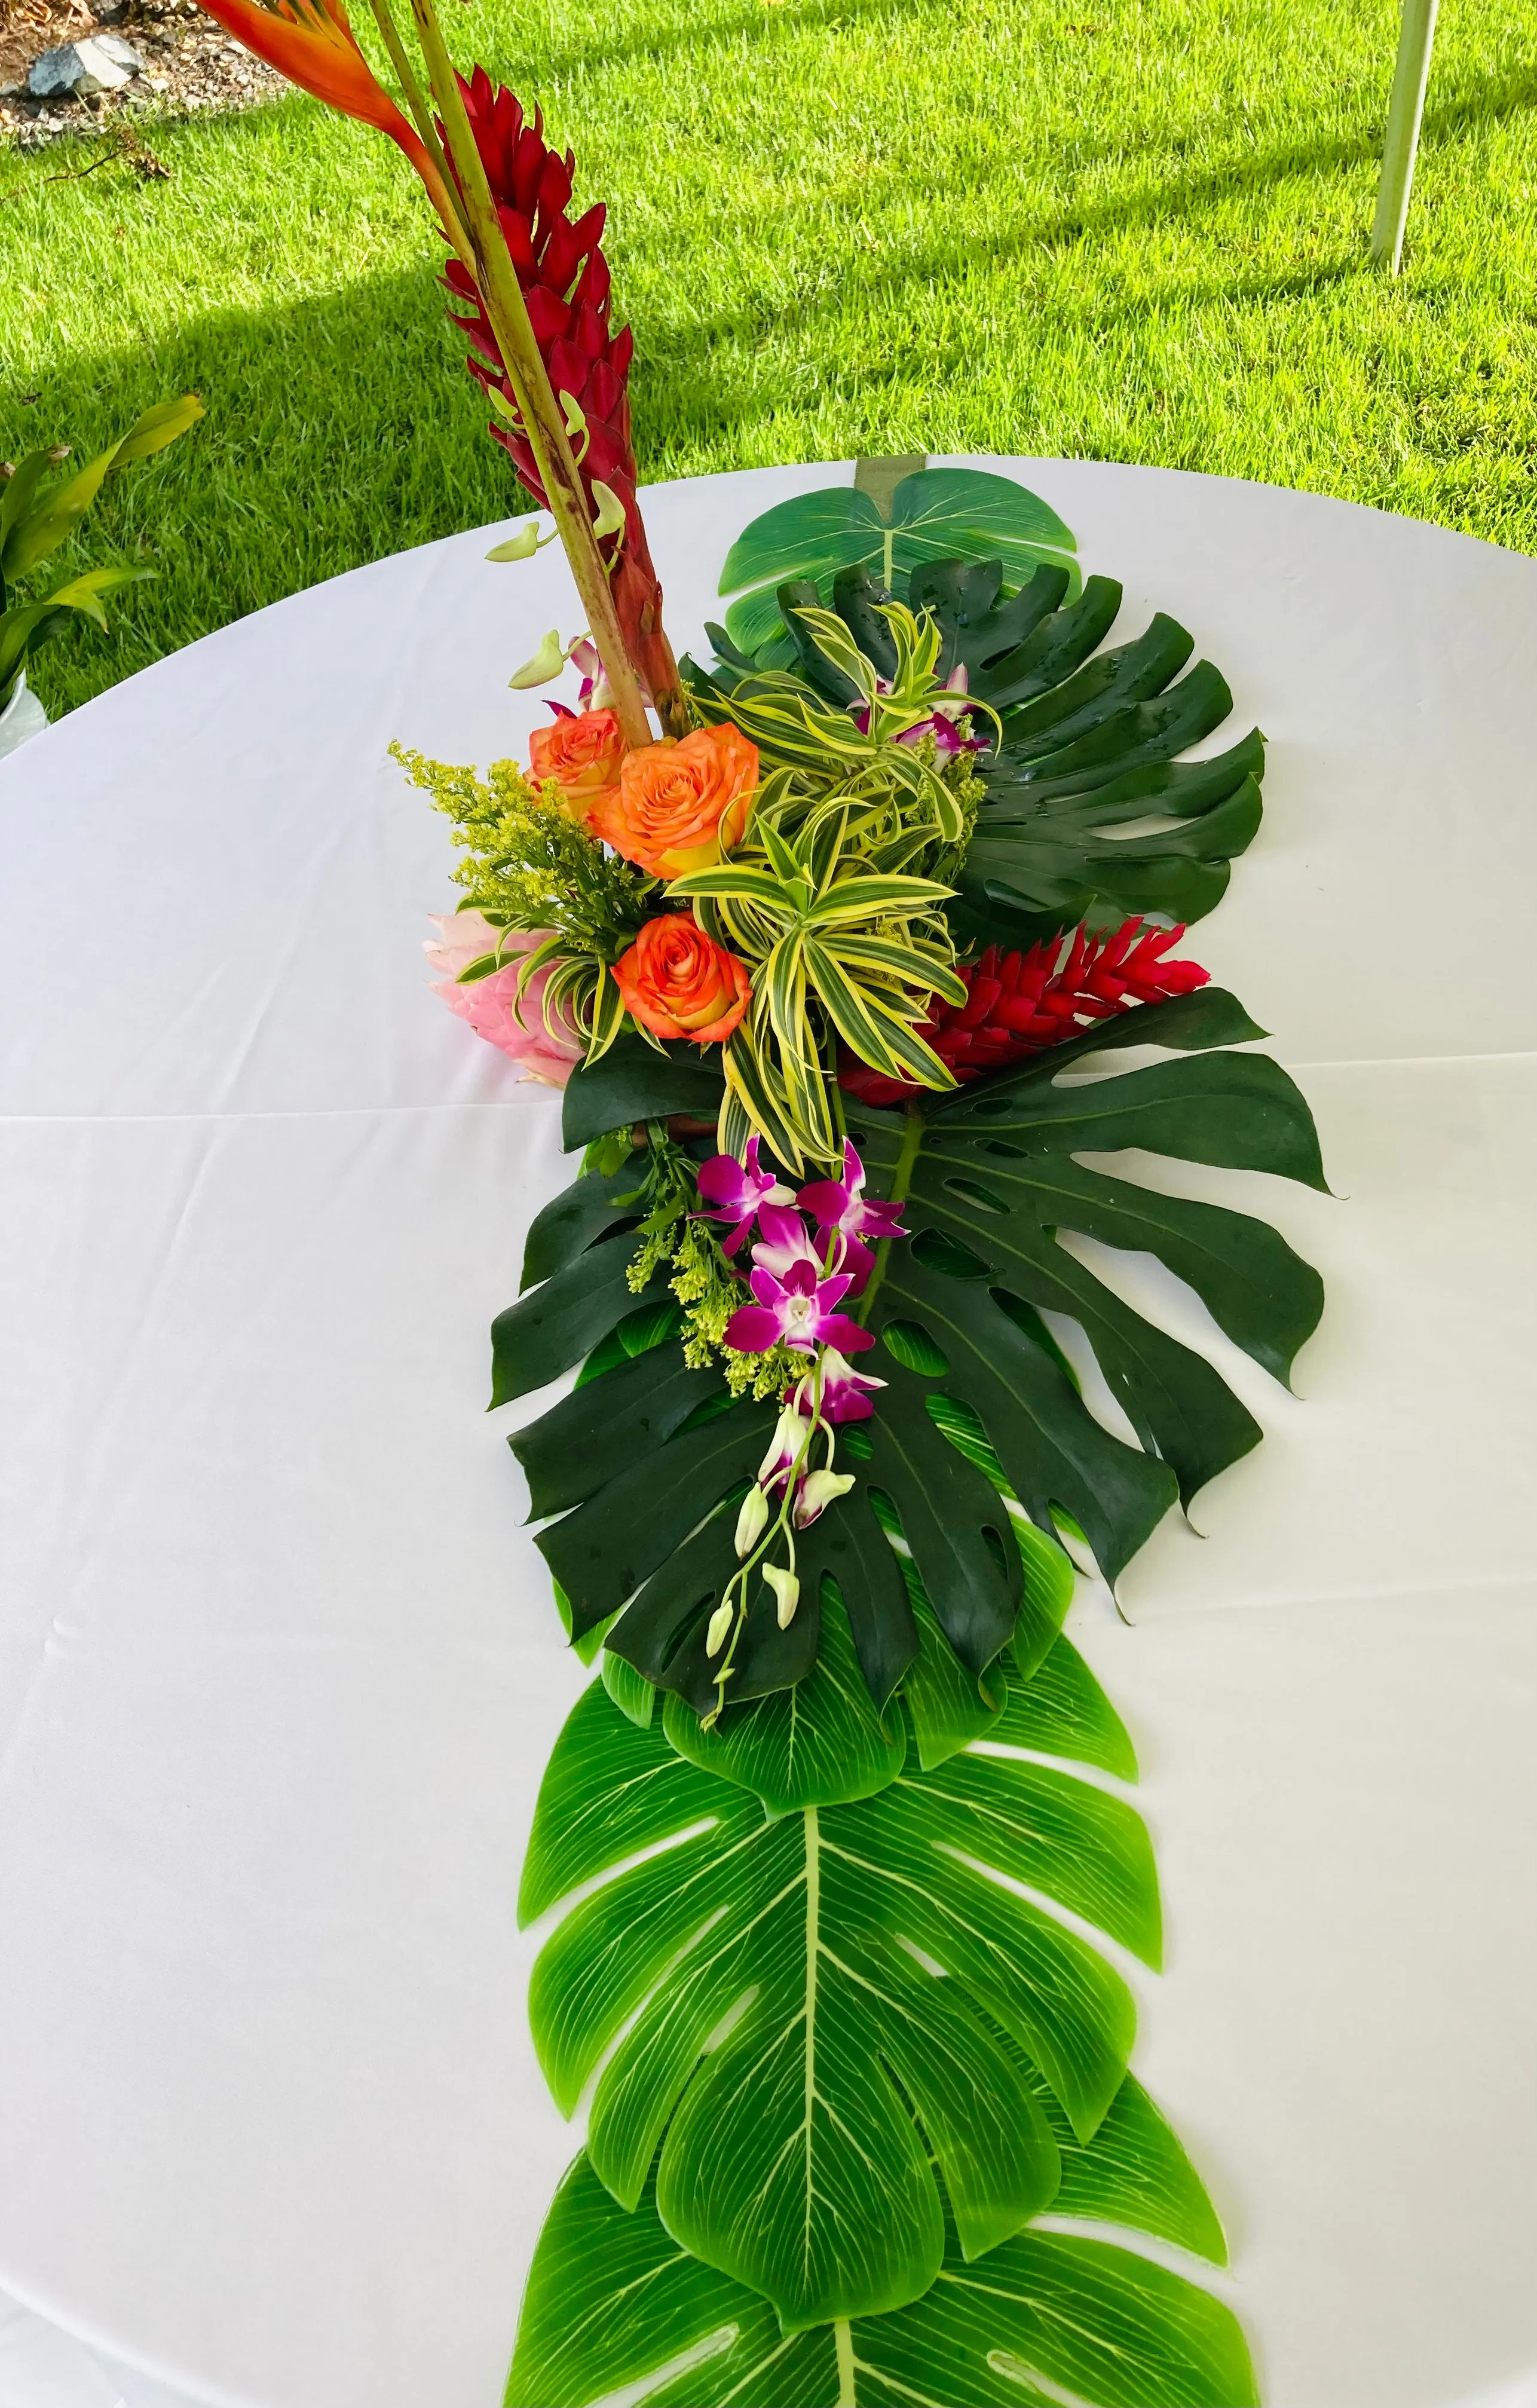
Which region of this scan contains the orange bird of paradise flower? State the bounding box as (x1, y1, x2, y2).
(193, 0, 456, 232)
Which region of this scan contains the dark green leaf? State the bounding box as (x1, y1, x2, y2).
(510, 1344, 726, 1519)
(561, 1033, 726, 1150)
(490, 1231, 670, 1408)
(843, 987, 1324, 1572)
(538, 1397, 772, 1638)
(520, 1161, 644, 1288)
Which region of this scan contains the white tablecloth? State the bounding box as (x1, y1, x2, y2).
(0, 458, 1532, 2408)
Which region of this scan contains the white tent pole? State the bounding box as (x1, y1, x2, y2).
(1370, 0, 1440, 273)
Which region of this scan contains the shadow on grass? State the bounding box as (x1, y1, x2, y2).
(644, 60, 1537, 365)
(13, 51, 1532, 711)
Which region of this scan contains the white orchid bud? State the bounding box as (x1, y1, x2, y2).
(794, 1468, 854, 1529)
(590, 480, 627, 546)
(706, 1601, 735, 1658)
(508, 629, 567, 690)
(734, 1484, 770, 1559)
(485, 521, 552, 563)
(764, 1564, 800, 1629)
(558, 390, 590, 461)
(758, 1405, 809, 1487)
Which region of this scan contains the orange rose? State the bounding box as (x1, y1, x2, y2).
(528, 708, 626, 814)
(588, 721, 758, 879)
(614, 915, 751, 1044)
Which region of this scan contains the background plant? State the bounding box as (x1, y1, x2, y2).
(1, 0, 1531, 720)
(0, 395, 203, 713)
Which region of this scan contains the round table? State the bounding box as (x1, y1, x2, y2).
(0, 459, 1532, 2408)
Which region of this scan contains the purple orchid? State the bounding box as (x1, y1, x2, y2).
(794, 1345, 886, 1425)
(749, 1200, 827, 1283)
(725, 1259, 876, 1358)
(795, 1141, 908, 1293)
(849, 665, 986, 756)
(696, 1138, 795, 1258)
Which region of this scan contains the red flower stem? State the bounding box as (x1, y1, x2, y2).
(362, 0, 467, 261)
(406, 0, 654, 748)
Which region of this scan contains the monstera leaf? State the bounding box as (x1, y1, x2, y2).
(718, 468, 1080, 659)
(494, 989, 1323, 1712)
(509, 2148, 1253, 2408)
(693, 555, 1263, 949)
(518, 1626, 1162, 2332)
(845, 984, 1325, 1583)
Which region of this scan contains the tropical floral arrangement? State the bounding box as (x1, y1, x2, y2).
(192, 2, 1327, 2401)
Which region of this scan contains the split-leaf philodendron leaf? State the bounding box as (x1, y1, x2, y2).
(694, 506, 1264, 947)
(492, 989, 1323, 1713)
(507, 2152, 1254, 2408)
(717, 469, 1081, 659)
(518, 1641, 1161, 2333)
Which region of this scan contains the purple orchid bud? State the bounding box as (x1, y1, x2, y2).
(724, 1259, 876, 1358)
(567, 637, 614, 712)
(696, 1137, 795, 1258)
(797, 1345, 887, 1424)
(893, 711, 985, 757)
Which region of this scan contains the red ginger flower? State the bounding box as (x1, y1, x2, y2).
(445, 69, 672, 704)
(840, 919, 1211, 1107)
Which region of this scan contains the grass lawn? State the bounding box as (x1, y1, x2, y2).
(1, 0, 1533, 718)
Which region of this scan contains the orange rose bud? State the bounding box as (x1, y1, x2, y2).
(588, 721, 758, 879)
(614, 915, 752, 1045)
(528, 708, 626, 815)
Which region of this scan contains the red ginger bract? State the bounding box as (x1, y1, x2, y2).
(445, 69, 670, 702)
(839, 919, 1211, 1107)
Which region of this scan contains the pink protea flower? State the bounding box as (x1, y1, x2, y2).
(424, 911, 583, 1087)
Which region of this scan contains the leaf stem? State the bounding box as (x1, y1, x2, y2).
(855, 1103, 924, 1325)
(834, 2317, 855, 2408)
(361, 0, 468, 264)
(404, 0, 654, 748)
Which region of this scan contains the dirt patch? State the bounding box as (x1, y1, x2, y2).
(1, 0, 286, 147)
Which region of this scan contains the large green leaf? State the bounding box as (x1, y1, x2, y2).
(561, 1033, 727, 1150)
(507, 2125, 1251, 2408)
(504, 986, 1322, 1711)
(718, 469, 1080, 659)
(698, 553, 1264, 946)
(490, 1228, 675, 1408)
(848, 986, 1325, 1579)
(518, 1657, 1159, 2329)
